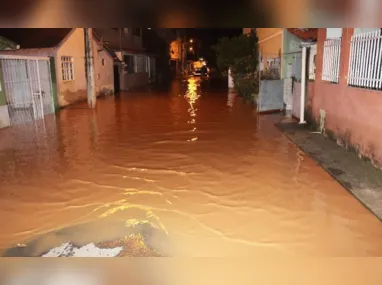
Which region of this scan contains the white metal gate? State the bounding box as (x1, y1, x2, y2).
(0, 55, 54, 125)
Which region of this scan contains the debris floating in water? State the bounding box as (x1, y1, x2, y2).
(42, 242, 123, 257)
(40, 234, 161, 257)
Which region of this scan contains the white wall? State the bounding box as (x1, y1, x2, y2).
(354, 28, 380, 35)
(326, 28, 343, 38)
(118, 51, 150, 90)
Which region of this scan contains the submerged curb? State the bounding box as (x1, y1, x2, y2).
(276, 121, 382, 222)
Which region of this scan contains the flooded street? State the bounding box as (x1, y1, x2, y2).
(0, 78, 381, 257)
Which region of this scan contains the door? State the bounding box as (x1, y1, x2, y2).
(114, 64, 120, 93)
(0, 57, 54, 125)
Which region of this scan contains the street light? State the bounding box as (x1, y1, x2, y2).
(189, 39, 193, 43)
(189, 47, 193, 51)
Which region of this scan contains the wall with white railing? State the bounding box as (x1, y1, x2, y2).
(321, 37, 341, 83)
(307, 28, 382, 166)
(347, 29, 382, 89)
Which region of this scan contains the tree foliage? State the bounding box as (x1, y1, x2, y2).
(213, 31, 259, 99)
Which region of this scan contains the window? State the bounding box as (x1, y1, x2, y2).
(267, 58, 281, 71)
(354, 28, 380, 35)
(123, 55, 135, 74)
(61, 56, 74, 81)
(348, 29, 382, 89)
(97, 73, 100, 80)
(101, 58, 105, 66)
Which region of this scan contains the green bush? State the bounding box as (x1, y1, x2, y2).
(260, 67, 281, 80)
(213, 31, 259, 99)
(232, 72, 259, 100)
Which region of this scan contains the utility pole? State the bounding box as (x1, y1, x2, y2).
(85, 28, 96, 108)
(181, 37, 185, 75)
(119, 28, 123, 52)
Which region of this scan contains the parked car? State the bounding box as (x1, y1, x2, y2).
(193, 68, 202, 76)
(194, 66, 209, 77)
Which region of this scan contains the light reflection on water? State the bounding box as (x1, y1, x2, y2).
(185, 77, 201, 142)
(0, 80, 382, 257)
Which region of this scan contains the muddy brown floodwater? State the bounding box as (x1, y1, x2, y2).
(0, 78, 381, 257)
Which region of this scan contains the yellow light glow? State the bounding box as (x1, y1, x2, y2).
(190, 39, 193, 43)
(185, 78, 201, 130)
(189, 47, 193, 51)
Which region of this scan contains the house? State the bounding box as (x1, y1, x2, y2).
(243, 28, 317, 114)
(296, 28, 382, 168)
(243, 28, 317, 80)
(95, 28, 159, 92)
(0, 28, 115, 108)
(0, 36, 18, 50)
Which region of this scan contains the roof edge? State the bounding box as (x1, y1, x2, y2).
(56, 28, 76, 49)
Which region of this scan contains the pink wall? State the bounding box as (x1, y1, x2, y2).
(56, 28, 115, 106)
(56, 28, 87, 106)
(93, 40, 114, 96)
(310, 28, 382, 166)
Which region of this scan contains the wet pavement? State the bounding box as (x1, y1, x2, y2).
(277, 120, 382, 221)
(0, 78, 381, 257)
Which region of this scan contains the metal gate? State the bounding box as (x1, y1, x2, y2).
(0, 55, 54, 125)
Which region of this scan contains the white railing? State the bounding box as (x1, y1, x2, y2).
(348, 29, 382, 89)
(322, 38, 341, 83)
(0, 56, 54, 125)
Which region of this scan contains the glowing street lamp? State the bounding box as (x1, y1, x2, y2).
(189, 39, 193, 43)
(189, 47, 193, 51)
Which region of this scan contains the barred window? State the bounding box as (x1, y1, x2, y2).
(61, 56, 74, 81)
(123, 55, 135, 74)
(135, 55, 146, 73)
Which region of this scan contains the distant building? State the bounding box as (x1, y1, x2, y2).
(95, 28, 172, 91)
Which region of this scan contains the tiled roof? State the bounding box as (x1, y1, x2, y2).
(287, 29, 318, 41)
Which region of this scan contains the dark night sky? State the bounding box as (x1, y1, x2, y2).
(185, 29, 242, 43)
(179, 28, 242, 67)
